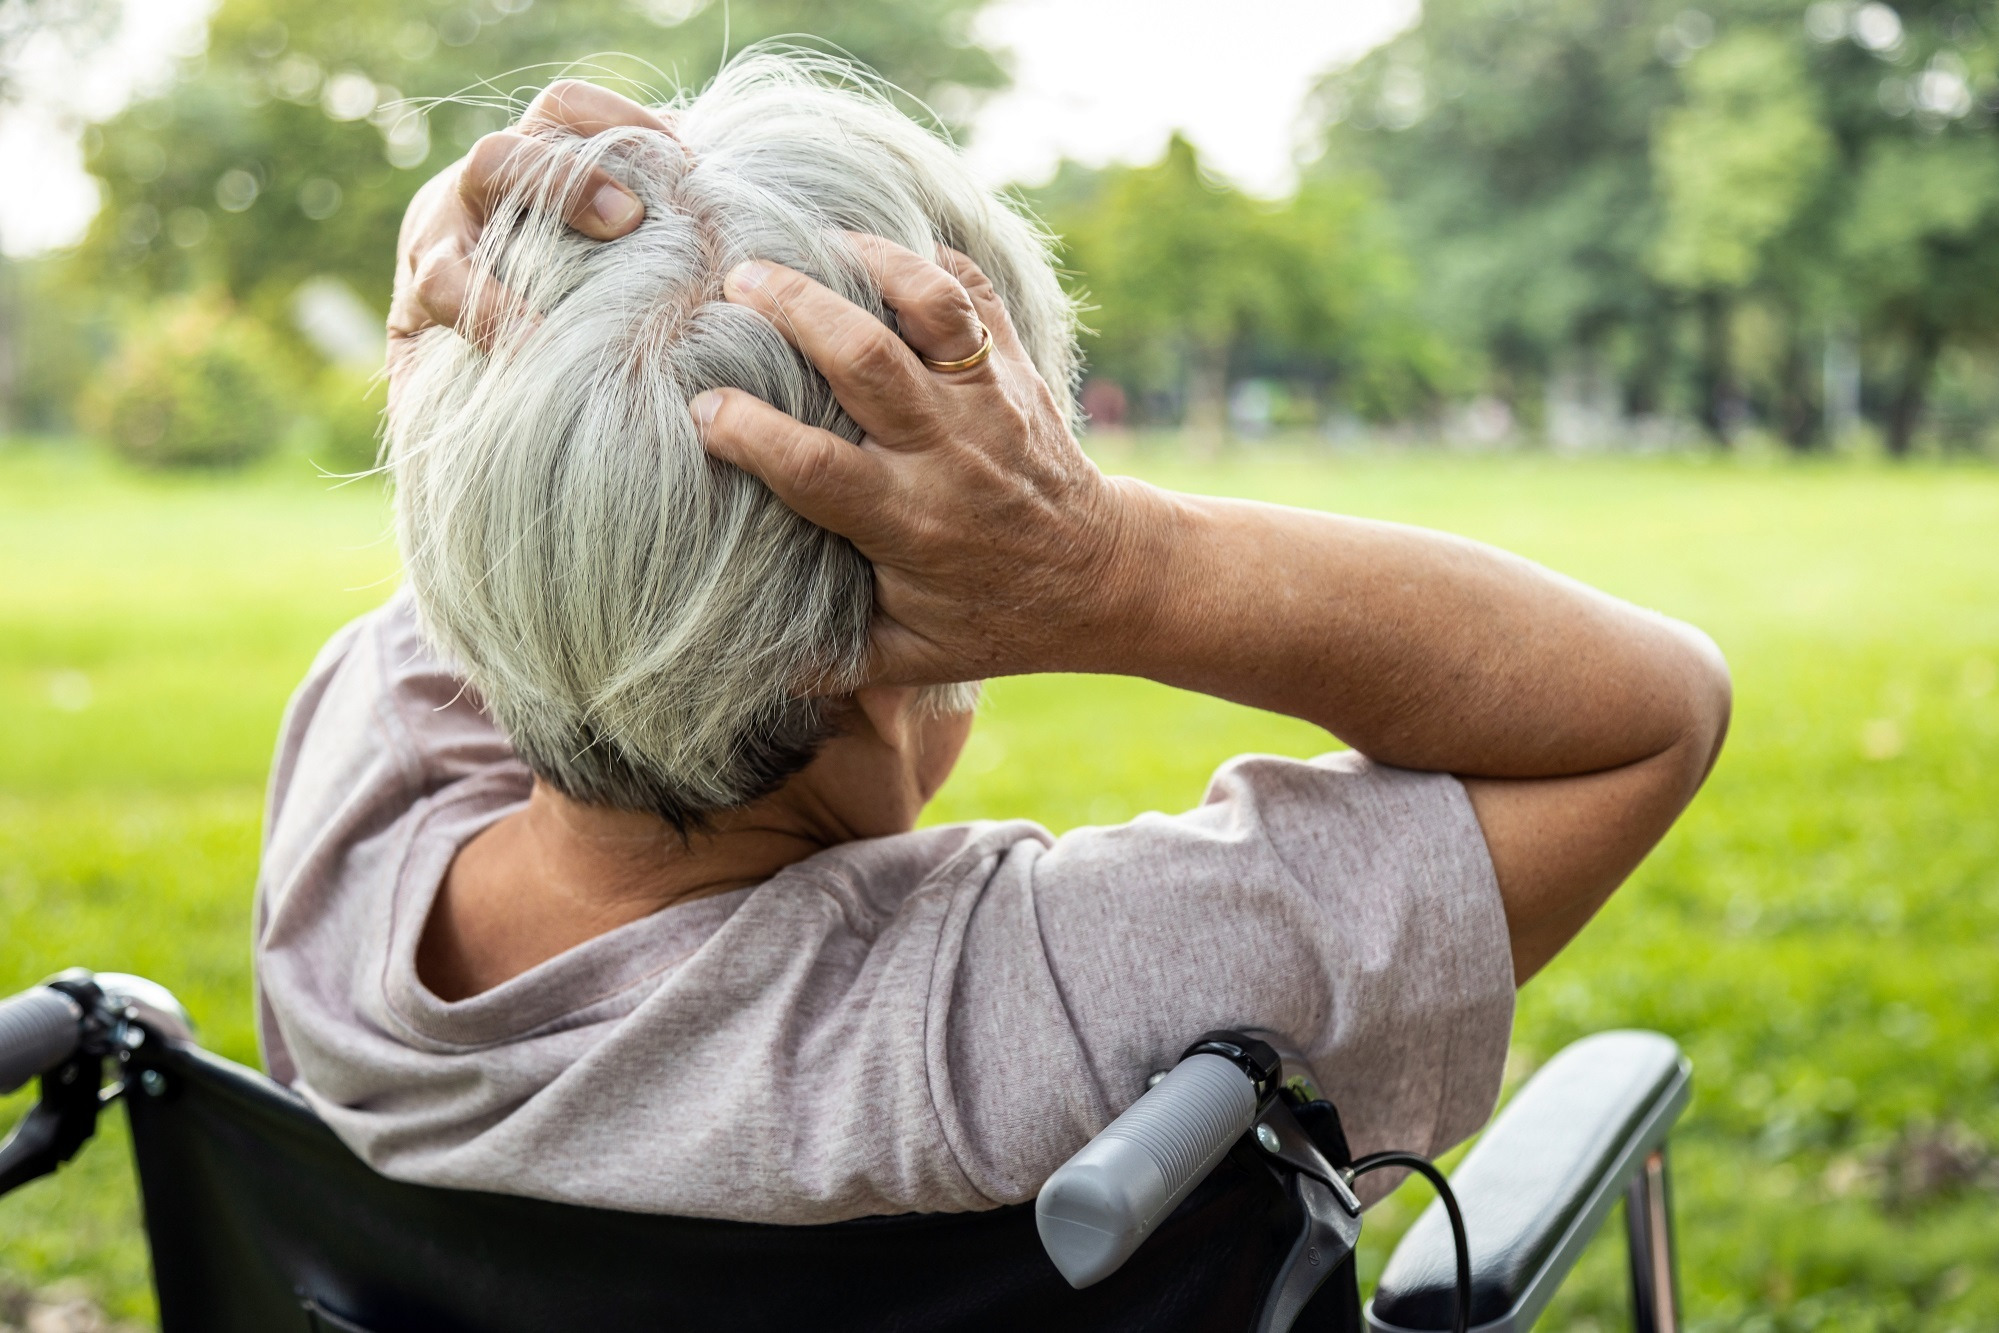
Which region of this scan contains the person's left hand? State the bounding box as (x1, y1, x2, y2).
(691, 237, 1147, 690)
(386, 80, 672, 383)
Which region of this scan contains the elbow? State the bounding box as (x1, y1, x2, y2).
(1488, 622, 1730, 985)
(1670, 622, 1733, 792)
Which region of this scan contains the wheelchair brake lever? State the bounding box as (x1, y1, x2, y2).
(0, 1050, 105, 1196)
(1253, 1095, 1362, 1215)
(1251, 1096, 1363, 1333)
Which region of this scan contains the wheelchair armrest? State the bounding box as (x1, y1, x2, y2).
(1366, 1030, 1690, 1333)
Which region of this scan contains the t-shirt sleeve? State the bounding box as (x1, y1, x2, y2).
(938, 750, 1514, 1204)
(260, 588, 516, 877)
(255, 588, 525, 1081)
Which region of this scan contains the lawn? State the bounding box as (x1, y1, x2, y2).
(2, 441, 1996, 1329)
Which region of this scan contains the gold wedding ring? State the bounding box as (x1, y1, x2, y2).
(920, 323, 994, 374)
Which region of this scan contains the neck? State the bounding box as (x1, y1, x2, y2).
(517, 780, 842, 917)
(417, 779, 856, 1001)
(416, 698, 955, 1002)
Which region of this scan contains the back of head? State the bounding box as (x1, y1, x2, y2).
(388, 49, 1077, 830)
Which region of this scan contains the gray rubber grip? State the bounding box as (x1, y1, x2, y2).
(0, 988, 84, 1095)
(1035, 1052, 1259, 1288)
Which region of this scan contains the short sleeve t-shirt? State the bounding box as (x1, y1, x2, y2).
(253, 591, 1515, 1223)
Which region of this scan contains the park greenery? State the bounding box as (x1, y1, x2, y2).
(1316, 0, 1999, 453)
(1030, 0, 1999, 452)
(0, 0, 1002, 458)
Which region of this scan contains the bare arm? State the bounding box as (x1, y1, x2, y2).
(1110, 494, 1731, 979)
(692, 240, 1731, 984)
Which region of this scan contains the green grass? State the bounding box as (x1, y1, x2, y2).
(3, 441, 1997, 1329)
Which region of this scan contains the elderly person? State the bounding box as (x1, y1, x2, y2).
(255, 56, 1731, 1224)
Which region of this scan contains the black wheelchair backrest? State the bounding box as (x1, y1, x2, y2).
(122, 1038, 1344, 1333)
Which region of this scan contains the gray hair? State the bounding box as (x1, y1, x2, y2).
(388, 49, 1078, 830)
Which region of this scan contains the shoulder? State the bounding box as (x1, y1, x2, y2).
(1033, 749, 1486, 888)
(772, 819, 1055, 933)
(1206, 748, 1474, 821)
(1212, 749, 1486, 873)
(268, 590, 520, 827)
(258, 592, 527, 978)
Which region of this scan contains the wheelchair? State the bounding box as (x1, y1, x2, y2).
(1, 968, 1689, 1332)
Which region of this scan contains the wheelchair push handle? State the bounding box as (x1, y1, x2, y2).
(0, 987, 85, 1096)
(1035, 1033, 1282, 1289)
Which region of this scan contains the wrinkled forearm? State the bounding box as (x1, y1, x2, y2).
(1082, 482, 1730, 782)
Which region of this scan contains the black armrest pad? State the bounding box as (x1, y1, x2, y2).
(1369, 1030, 1690, 1332)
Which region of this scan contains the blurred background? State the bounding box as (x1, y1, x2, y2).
(0, 0, 1995, 1329)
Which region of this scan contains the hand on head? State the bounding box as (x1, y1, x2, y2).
(386, 81, 667, 373)
(690, 239, 1143, 692)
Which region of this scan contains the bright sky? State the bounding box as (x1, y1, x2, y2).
(963, 0, 1415, 195)
(0, 0, 213, 256)
(0, 0, 1414, 257)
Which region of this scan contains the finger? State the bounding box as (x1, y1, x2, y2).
(722, 262, 935, 436)
(521, 78, 671, 137)
(411, 239, 536, 352)
(460, 129, 644, 241)
(935, 245, 1033, 367)
(841, 232, 985, 367)
(691, 387, 893, 540)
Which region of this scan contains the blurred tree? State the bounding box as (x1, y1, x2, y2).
(1040, 135, 1290, 445)
(1838, 109, 1999, 454)
(1651, 31, 1834, 444)
(83, 290, 292, 468)
(1654, 34, 1832, 295)
(0, 254, 106, 430)
(1310, 0, 1681, 436)
(1254, 172, 1460, 423)
(0, 0, 119, 432)
(1796, 0, 1999, 455)
(1035, 135, 1448, 441)
(71, 0, 1004, 327)
(1314, 0, 1999, 454)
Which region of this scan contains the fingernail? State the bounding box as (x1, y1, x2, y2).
(726, 260, 772, 295)
(689, 390, 722, 430)
(587, 183, 642, 234)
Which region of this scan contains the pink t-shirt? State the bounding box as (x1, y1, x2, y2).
(254, 591, 1514, 1223)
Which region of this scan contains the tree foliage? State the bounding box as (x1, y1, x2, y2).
(26, 0, 1999, 456)
(82, 291, 289, 468)
(1317, 0, 1999, 453)
(0, 0, 999, 442)
(1033, 135, 1450, 435)
(1652, 31, 1833, 292)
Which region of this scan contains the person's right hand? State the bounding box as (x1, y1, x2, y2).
(386, 80, 671, 383)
